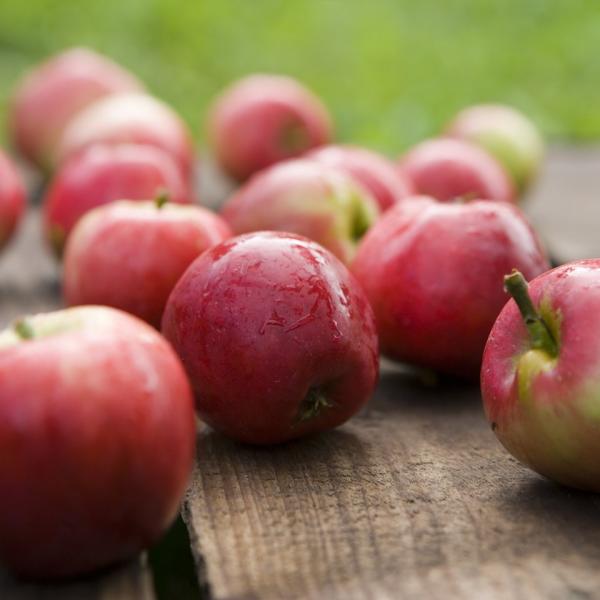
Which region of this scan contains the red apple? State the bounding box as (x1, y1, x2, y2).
(162, 231, 379, 445)
(64, 199, 232, 328)
(307, 144, 414, 211)
(352, 196, 549, 378)
(446, 104, 544, 192)
(399, 138, 515, 203)
(0, 306, 196, 579)
(56, 92, 195, 181)
(221, 159, 379, 265)
(208, 74, 333, 180)
(8, 47, 143, 170)
(43, 143, 193, 256)
(0, 150, 26, 251)
(482, 262, 600, 491)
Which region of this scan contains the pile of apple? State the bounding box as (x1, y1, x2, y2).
(1, 47, 598, 581)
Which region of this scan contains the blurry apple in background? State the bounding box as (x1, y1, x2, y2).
(0, 306, 196, 579)
(352, 196, 549, 378)
(56, 92, 195, 181)
(307, 145, 414, 211)
(43, 144, 193, 256)
(8, 47, 144, 171)
(446, 104, 544, 192)
(162, 231, 379, 445)
(221, 159, 379, 264)
(0, 150, 26, 252)
(482, 262, 600, 491)
(64, 198, 231, 328)
(208, 74, 333, 181)
(399, 138, 515, 203)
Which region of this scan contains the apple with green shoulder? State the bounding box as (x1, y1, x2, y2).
(221, 159, 379, 265)
(162, 231, 379, 445)
(482, 261, 600, 491)
(64, 196, 232, 328)
(208, 74, 333, 181)
(0, 306, 196, 579)
(0, 150, 26, 251)
(446, 104, 544, 192)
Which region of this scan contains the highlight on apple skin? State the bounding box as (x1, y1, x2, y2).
(446, 104, 544, 192)
(399, 138, 516, 203)
(221, 159, 379, 265)
(352, 196, 550, 378)
(208, 74, 333, 181)
(55, 92, 195, 181)
(63, 198, 232, 328)
(481, 261, 600, 492)
(0, 149, 26, 252)
(162, 231, 379, 445)
(0, 306, 196, 579)
(307, 144, 414, 212)
(8, 47, 144, 171)
(43, 143, 193, 257)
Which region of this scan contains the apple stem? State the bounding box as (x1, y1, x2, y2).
(155, 191, 170, 209)
(14, 319, 34, 340)
(504, 269, 558, 357)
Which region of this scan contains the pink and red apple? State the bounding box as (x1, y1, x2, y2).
(0, 150, 26, 251)
(162, 231, 379, 445)
(352, 196, 549, 378)
(446, 104, 544, 192)
(8, 47, 143, 171)
(482, 261, 600, 491)
(64, 199, 232, 328)
(0, 306, 195, 579)
(43, 143, 193, 256)
(307, 144, 414, 212)
(399, 138, 515, 203)
(221, 159, 379, 264)
(208, 74, 333, 181)
(56, 92, 195, 181)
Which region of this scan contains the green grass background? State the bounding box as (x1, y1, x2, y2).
(0, 0, 598, 154)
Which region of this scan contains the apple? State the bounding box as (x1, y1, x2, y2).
(0, 150, 26, 251)
(0, 306, 196, 579)
(482, 261, 600, 491)
(399, 138, 516, 203)
(8, 47, 143, 171)
(162, 231, 379, 445)
(307, 144, 414, 212)
(352, 196, 549, 378)
(64, 198, 232, 328)
(43, 143, 193, 256)
(56, 92, 195, 181)
(208, 74, 333, 180)
(221, 159, 379, 265)
(446, 104, 544, 192)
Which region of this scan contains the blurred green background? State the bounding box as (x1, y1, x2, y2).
(0, 0, 598, 153)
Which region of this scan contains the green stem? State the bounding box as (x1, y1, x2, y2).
(155, 191, 170, 209)
(504, 269, 558, 357)
(14, 319, 35, 340)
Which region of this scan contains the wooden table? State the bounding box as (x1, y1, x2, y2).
(2, 147, 600, 599)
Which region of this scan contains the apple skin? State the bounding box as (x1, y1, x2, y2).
(399, 138, 516, 203)
(221, 159, 379, 265)
(446, 104, 544, 192)
(162, 231, 379, 445)
(352, 196, 549, 378)
(8, 47, 144, 171)
(64, 200, 232, 328)
(43, 144, 193, 257)
(208, 74, 333, 181)
(482, 260, 600, 492)
(0, 306, 196, 579)
(306, 144, 414, 212)
(56, 92, 195, 181)
(0, 150, 26, 251)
